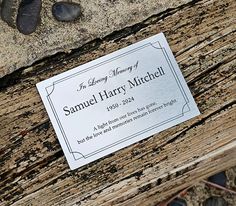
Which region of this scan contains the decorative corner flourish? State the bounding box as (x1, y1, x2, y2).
(182, 102, 190, 115)
(46, 83, 56, 97)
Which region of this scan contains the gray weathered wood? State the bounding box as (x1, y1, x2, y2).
(0, 0, 191, 78)
(0, 0, 235, 205)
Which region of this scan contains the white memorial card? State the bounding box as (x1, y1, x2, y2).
(37, 33, 200, 170)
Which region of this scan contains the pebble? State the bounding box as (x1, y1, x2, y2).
(168, 198, 187, 206)
(16, 0, 42, 35)
(1, 0, 17, 27)
(208, 171, 227, 187)
(52, 2, 81, 22)
(203, 196, 228, 206)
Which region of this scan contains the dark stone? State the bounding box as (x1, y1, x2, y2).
(168, 198, 187, 206)
(52, 2, 81, 22)
(1, 0, 17, 27)
(203, 197, 228, 206)
(16, 0, 42, 35)
(208, 171, 227, 187)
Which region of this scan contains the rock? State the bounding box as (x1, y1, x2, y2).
(52, 2, 81, 22)
(208, 171, 227, 187)
(168, 198, 187, 206)
(1, 0, 18, 27)
(16, 0, 42, 35)
(203, 197, 228, 206)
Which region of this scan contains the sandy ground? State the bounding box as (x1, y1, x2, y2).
(168, 166, 236, 206)
(0, 0, 190, 78)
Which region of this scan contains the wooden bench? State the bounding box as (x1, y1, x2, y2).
(0, 0, 235, 205)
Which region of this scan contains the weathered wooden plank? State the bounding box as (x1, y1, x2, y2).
(0, 0, 235, 205)
(0, 0, 193, 78)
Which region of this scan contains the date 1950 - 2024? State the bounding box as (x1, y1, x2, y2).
(107, 97, 135, 112)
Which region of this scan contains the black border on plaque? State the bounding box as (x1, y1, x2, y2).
(45, 41, 190, 160)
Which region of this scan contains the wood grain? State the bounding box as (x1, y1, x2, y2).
(0, 0, 191, 78)
(0, 0, 235, 205)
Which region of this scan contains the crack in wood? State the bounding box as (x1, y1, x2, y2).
(0, 0, 205, 91)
